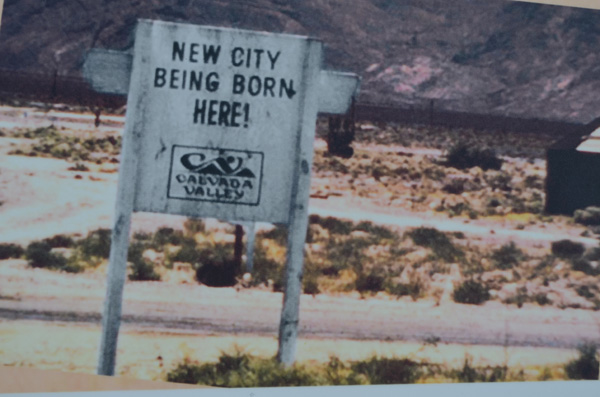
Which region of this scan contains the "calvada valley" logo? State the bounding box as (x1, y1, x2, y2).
(168, 145, 263, 205)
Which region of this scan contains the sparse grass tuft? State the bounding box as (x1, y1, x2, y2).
(25, 241, 81, 273)
(490, 242, 524, 270)
(453, 280, 490, 305)
(127, 243, 160, 281)
(406, 227, 463, 262)
(444, 143, 503, 171)
(565, 343, 599, 380)
(0, 243, 24, 260)
(551, 240, 585, 260)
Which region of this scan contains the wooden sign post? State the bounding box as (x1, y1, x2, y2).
(83, 19, 359, 376)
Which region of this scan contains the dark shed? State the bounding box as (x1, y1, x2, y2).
(546, 119, 600, 215)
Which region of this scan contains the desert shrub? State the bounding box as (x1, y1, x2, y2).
(453, 280, 490, 305)
(43, 234, 75, 248)
(0, 243, 24, 260)
(183, 218, 205, 236)
(572, 259, 600, 276)
(533, 293, 552, 306)
(167, 350, 321, 387)
(132, 231, 152, 241)
(195, 243, 239, 287)
(575, 285, 595, 299)
(355, 269, 386, 294)
(387, 280, 424, 301)
(565, 343, 599, 380)
(503, 286, 529, 308)
(350, 357, 422, 384)
(524, 175, 544, 189)
(67, 162, 90, 172)
(406, 227, 463, 262)
(574, 206, 600, 226)
(25, 241, 68, 270)
(486, 172, 512, 192)
(172, 242, 200, 264)
(251, 242, 285, 291)
(551, 240, 585, 259)
(442, 179, 465, 195)
(355, 221, 396, 241)
(584, 247, 600, 261)
(324, 237, 371, 275)
(79, 228, 112, 259)
(451, 358, 507, 383)
(309, 215, 353, 236)
(302, 274, 320, 295)
(444, 143, 503, 171)
(490, 242, 524, 270)
(260, 224, 288, 246)
(127, 243, 160, 281)
(152, 227, 185, 248)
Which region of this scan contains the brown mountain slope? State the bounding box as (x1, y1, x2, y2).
(1, 0, 600, 122)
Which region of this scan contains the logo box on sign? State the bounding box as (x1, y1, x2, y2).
(128, 20, 323, 224)
(167, 145, 264, 205)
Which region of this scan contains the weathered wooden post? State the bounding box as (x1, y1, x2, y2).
(83, 19, 359, 375)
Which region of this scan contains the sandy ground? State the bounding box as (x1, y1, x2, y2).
(0, 321, 577, 382)
(2, 258, 600, 349)
(1, 106, 599, 382)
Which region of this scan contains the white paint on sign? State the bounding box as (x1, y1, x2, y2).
(125, 20, 322, 224)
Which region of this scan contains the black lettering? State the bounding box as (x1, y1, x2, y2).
(181, 70, 187, 90)
(246, 48, 252, 68)
(189, 71, 202, 91)
(170, 69, 180, 89)
(189, 43, 199, 63)
(280, 78, 296, 99)
(248, 76, 261, 96)
(233, 74, 245, 94)
(187, 175, 197, 184)
(184, 186, 195, 195)
(234, 190, 244, 200)
(242, 180, 253, 189)
(231, 102, 242, 127)
(263, 77, 276, 97)
(206, 72, 220, 92)
(230, 179, 240, 189)
(203, 45, 221, 64)
(254, 49, 264, 68)
(208, 100, 218, 125)
(223, 189, 232, 199)
(207, 176, 218, 186)
(193, 99, 206, 124)
(267, 50, 281, 70)
(154, 68, 166, 87)
(173, 41, 185, 62)
(207, 187, 215, 197)
(195, 186, 204, 195)
(176, 174, 187, 183)
(198, 175, 206, 185)
(243, 103, 249, 128)
(218, 101, 231, 126)
(232, 47, 244, 67)
(219, 178, 229, 188)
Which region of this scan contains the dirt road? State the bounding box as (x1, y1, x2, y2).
(1, 259, 600, 349)
(1, 106, 599, 354)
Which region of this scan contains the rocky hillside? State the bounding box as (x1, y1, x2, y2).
(1, 0, 600, 123)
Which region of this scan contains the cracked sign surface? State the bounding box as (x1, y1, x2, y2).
(130, 20, 320, 223)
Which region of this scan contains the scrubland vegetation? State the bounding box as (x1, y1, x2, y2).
(163, 342, 599, 386)
(2, 117, 600, 385)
